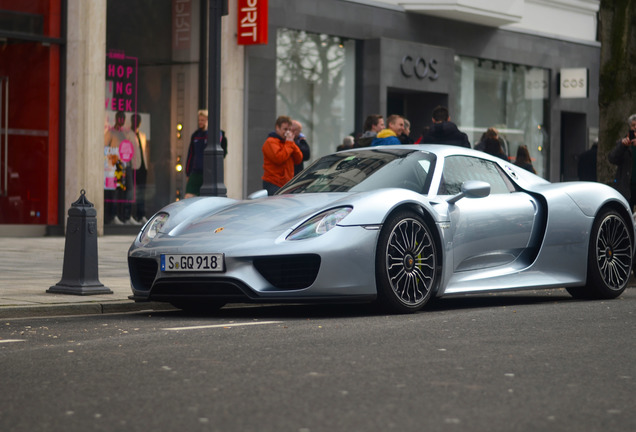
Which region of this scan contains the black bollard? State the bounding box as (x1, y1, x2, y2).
(48, 190, 113, 295)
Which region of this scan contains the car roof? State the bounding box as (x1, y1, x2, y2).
(346, 144, 493, 160)
(351, 144, 550, 189)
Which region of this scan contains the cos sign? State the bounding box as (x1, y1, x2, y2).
(560, 68, 587, 99)
(400, 55, 439, 81)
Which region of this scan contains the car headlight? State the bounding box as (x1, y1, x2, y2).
(287, 207, 352, 240)
(139, 212, 169, 245)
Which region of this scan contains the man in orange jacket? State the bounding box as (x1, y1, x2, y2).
(262, 115, 304, 195)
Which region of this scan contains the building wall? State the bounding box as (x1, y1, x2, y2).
(244, 0, 600, 193)
(9, 0, 597, 236)
(0, 0, 600, 235)
(59, 0, 601, 235)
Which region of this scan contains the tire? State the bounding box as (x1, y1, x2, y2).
(170, 300, 226, 314)
(567, 209, 633, 300)
(375, 210, 437, 313)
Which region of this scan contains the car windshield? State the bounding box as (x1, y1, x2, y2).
(277, 148, 436, 195)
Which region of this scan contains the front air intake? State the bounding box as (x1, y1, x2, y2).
(253, 254, 321, 290)
(128, 257, 158, 292)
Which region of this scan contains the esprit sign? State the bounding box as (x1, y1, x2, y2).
(560, 68, 588, 98)
(172, 0, 192, 50)
(237, 0, 268, 45)
(400, 55, 439, 81)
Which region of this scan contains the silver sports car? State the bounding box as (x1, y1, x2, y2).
(128, 145, 635, 313)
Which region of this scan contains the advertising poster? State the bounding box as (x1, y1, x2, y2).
(104, 50, 138, 203)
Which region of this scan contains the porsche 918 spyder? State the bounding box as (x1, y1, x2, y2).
(128, 145, 635, 313)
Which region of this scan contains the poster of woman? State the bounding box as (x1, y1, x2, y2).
(104, 110, 139, 224)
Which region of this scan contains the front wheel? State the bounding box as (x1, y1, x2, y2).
(567, 209, 633, 299)
(375, 210, 438, 313)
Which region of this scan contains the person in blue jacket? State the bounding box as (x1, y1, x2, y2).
(371, 114, 405, 146)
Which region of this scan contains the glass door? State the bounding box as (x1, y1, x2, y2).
(0, 40, 57, 224)
(0, 1, 61, 226)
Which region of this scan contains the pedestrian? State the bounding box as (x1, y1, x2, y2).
(354, 114, 384, 148)
(337, 135, 355, 151)
(483, 135, 509, 162)
(475, 127, 499, 152)
(371, 114, 405, 146)
(420, 105, 470, 148)
(399, 118, 413, 144)
(262, 115, 304, 195)
(220, 130, 228, 158)
(578, 139, 597, 181)
(514, 145, 536, 173)
(184, 109, 209, 198)
(608, 113, 636, 209)
(291, 120, 311, 176)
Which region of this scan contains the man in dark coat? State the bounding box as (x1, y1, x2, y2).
(608, 114, 636, 210)
(420, 105, 471, 148)
(577, 139, 597, 182)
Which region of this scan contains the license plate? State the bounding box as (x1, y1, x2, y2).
(161, 254, 225, 272)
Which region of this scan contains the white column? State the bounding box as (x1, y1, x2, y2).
(221, 1, 245, 199)
(65, 0, 107, 234)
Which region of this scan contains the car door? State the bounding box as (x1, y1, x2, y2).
(439, 155, 539, 272)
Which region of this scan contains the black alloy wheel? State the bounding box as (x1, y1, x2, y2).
(375, 210, 437, 313)
(567, 209, 632, 299)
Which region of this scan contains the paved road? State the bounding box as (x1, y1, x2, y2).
(1, 289, 635, 432)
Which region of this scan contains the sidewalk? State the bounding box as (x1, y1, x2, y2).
(0, 235, 175, 318)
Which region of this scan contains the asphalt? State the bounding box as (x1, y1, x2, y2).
(0, 235, 176, 319)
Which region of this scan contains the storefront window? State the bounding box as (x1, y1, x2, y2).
(105, 0, 203, 225)
(276, 28, 356, 162)
(454, 56, 550, 178)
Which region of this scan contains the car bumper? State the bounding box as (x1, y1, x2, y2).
(128, 225, 380, 304)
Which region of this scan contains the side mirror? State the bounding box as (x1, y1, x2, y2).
(248, 189, 269, 200)
(447, 180, 490, 205)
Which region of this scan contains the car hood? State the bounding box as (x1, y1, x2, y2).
(165, 193, 354, 240)
(137, 188, 437, 254)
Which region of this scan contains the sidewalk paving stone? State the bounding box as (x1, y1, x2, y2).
(0, 235, 174, 318)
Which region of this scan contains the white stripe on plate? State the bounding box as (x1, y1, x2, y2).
(0, 339, 26, 344)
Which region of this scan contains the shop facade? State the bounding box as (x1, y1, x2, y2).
(0, 0, 600, 236)
(245, 0, 600, 194)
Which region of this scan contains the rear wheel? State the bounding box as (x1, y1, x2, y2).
(567, 209, 632, 299)
(376, 210, 437, 313)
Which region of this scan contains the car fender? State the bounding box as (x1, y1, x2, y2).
(339, 188, 447, 226)
(560, 182, 631, 217)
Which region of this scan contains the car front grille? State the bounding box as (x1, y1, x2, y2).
(150, 278, 251, 301)
(128, 257, 158, 292)
(253, 254, 321, 290)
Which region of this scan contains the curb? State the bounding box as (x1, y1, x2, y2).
(0, 301, 177, 319)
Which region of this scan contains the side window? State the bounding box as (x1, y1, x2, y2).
(438, 156, 512, 195)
